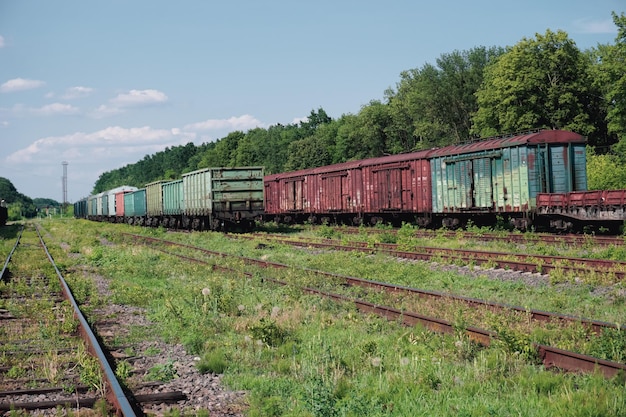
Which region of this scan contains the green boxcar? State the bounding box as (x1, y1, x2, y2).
(163, 179, 184, 215)
(430, 130, 587, 214)
(182, 167, 264, 222)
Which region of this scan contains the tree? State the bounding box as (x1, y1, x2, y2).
(196, 131, 245, 168)
(472, 30, 603, 141)
(298, 108, 332, 137)
(592, 12, 626, 156)
(284, 136, 331, 171)
(0, 177, 37, 219)
(586, 147, 626, 189)
(386, 46, 503, 147)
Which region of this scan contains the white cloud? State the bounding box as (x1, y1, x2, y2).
(184, 114, 263, 132)
(0, 121, 8, 128)
(61, 86, 94, 100)
(34, 103, 80, 116)
(89, 89, 168, 119)
(572, 18, 617, 34)
(90, 104, 123, 119)
(110, 89, 168, 107)
(1, 78, 46, 93)
(1, 102, 79, 117)
(0, 35, 5, 48)
(5, 125, 196, 164)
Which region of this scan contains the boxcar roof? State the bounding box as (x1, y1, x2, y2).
(265, 149, 433, 180)
(428, 129, 586, 158)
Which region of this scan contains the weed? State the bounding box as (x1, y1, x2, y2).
(6, 365, 25, 379)
(249, 318, 289, 347)
(197, 349, 228, 374)
(115, 360, 133, 382)
(147, 359, 178, 382)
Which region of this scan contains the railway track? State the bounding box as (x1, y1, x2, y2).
(247, 233, 626, 282)
(121, 231, 626, 378)
(337, 226, 626, 247)
(0, 224, 185, 415)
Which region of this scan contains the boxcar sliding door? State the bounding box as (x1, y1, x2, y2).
(284, 179, 304, 211)
(472, 157, 493, 208)
(372, 167, 403, 211)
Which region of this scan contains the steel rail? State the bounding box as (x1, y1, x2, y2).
(128, 233, 626, 379)
(338, 226, 626, 247)
(0, 226, 23, 281)
(248, 234, 626, 279)
(237, 234, 626, 332)
(36, 226, 142, 417)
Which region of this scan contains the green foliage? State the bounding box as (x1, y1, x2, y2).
(387, 46, 504, 146)
(197, 349, 228, 374)
(472, 30, 604, 144)
(115, 360, 133, 382)
(249, 318, 289, 348)
(147, 360, 178, 382)
(586, 147, 626, 189)
(588, 328, 626, 363)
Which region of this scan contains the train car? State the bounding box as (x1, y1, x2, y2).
(360, 151, 433, 226)
(146, 180, 167, 226)
(77, 167, 263, 232)
(265, 129, 601, 231)
(95, 192, 105, 219)
(182, 166, 264, 231)
(429, 130, 587, 229)
(162, 179, 184, 228)
(73, 198, 87, 219)
(265, 151, 433, 226)
(87, 194, 98, 219)
(123, 188, 147, 226)
(536, 189, 626, 232)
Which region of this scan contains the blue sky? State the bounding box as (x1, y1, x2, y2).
(0, 1, 622, 203)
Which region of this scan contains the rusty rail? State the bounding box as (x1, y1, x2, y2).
(125, 232, 626, 378)
(249, 234, 626, 280)
(36, 226, 142, 417)
(0, 226, 23, 281)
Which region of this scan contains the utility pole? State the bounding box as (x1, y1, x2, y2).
(62, 161, 68, 214)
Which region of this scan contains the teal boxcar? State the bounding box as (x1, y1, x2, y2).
(124, 188, 147, 218)
(430, 130, 586, 227)
(163, 179, 184, 216)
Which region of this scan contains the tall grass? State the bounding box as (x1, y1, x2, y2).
(41, 219, 626, 416)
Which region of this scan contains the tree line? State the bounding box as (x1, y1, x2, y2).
(88, 12, 625, 193)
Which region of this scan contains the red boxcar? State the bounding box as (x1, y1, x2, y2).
(264, 150, 433, 225)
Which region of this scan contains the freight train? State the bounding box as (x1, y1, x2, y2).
(264, 129, 626, 233)
(74, 167, 265, 232)
(75, 130, 626, 233)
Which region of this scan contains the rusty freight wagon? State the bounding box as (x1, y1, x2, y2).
(429, 130, 587, 229)
(264, 150, 433, 226)
(181, 167, 264, 231)
(536, 188, 626, 232)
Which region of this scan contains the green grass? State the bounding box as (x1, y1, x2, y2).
(39, 219, 626, 416)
